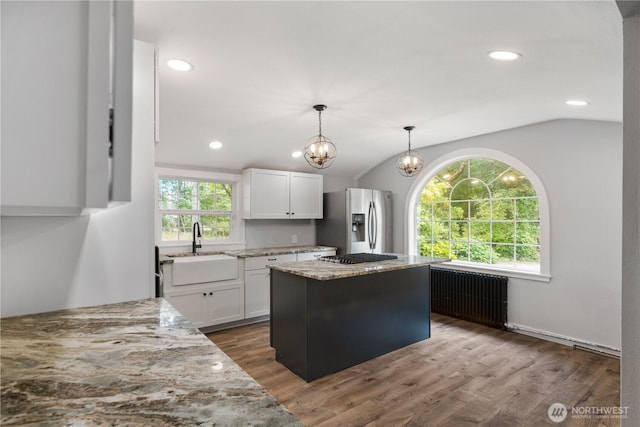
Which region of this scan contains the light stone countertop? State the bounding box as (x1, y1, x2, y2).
(270, 254, 450, 281)
(0, 298, 301, 426)
(161, 245, 337, 264)
(226, 245, 336, 258)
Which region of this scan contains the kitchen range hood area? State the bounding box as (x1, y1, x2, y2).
(2, 1, 638, 426)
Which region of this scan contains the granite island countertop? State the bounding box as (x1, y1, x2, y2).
(0, 298, 301, 426)
(270, 254, 449, 281)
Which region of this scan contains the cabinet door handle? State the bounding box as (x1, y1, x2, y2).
(203, 293, 207, 296)
(209, 292, 213, 295)
(268, 258, 277, 261)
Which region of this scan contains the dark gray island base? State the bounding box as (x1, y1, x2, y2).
(270, 256, 445, 382)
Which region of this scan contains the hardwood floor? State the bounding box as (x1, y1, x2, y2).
(207, 314, 620, 426)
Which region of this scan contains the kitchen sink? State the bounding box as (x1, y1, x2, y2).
(170, 254, 238, 285)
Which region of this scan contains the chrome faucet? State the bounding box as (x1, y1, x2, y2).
(192, 222, 202, 254)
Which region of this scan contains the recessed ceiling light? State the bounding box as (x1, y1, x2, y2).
(291, 151, 303, 158)
(209, 141, 223, 149)
(488, 50, 522, 61)
(167, 58, 194, 71)
(565, 100, 590, 106)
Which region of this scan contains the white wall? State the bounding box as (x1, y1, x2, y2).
(245, 219, 315, 248)
(323, 174, 357, 193)
(358, 119, 622, 350)
(0, 41, 156, 317)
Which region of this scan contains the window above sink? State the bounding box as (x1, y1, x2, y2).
(155, 167, 244, 248)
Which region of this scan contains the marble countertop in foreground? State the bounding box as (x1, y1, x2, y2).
(270, 254, 449, 281)
(0, 298, 301, 426)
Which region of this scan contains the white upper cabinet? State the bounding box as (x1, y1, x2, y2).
(289, 172, 324, 219)
(243, 169, 290, 219)
(1, 0, 133, 215)
(242, 169, 323, 219)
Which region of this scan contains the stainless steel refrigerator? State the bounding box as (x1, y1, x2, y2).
(316, 188, 392, 255)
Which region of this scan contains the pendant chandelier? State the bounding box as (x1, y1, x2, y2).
(396, 126, 424, 177)
(304, 104, 336, 169)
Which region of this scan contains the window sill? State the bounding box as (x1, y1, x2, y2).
(435, 261, 551, 282)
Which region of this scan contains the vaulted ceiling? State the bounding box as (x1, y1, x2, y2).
(134, 1, 622, 179)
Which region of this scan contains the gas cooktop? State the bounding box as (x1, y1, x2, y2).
(319, 253, 398, 264)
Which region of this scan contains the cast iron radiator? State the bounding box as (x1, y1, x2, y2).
(430, 268, 508, 329)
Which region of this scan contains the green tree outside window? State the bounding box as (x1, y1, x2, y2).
(417, 158, 539, 271)
(159, 178, 233, 242)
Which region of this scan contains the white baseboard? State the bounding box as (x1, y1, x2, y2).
(506, 322, 620, 358)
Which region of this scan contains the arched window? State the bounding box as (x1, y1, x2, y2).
(406, 149, 550, 280)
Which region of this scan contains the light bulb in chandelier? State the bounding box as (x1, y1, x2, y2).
(304, 104, 337, 169)
(396, 126, 424, 177)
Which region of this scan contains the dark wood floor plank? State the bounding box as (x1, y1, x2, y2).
(207, 314, 620, 426)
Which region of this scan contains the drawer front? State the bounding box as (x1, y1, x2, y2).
(244, 253, 297, 270)
(296, 250, 336, 261)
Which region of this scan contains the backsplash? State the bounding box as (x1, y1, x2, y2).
(245, 219, 315, 248)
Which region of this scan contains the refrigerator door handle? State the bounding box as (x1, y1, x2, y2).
(371, 201, 378, 250)
(368, 201, 378, 251)
(368, 201, 374, 250)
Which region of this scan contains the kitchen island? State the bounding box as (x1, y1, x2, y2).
(269, 254, 448, 382)
(0, 298, 300, 426)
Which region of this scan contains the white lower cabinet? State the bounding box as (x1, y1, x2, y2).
(243, 254, 296, 319)
(165, 292, 207, 328)
(163, 249, 337, 328)
(165, 281, 244, 329)
(245, 269, 271, 318)
(243, 250, 336, 319)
